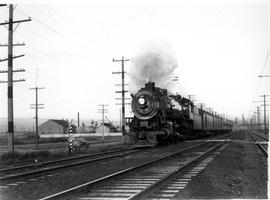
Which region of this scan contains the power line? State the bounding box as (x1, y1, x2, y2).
(32, 18, 65, 38)
(254, 51, 269, 96)
(260, 51, 269, 75)
(14, 7, 66, 38)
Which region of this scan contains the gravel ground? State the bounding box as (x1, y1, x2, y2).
(0, 139, 207, 200)
(175, 130, 268, 199)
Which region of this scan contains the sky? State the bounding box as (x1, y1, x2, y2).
(0, 0, 269, 125)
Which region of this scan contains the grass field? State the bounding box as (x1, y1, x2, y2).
(0, 139, 126, 167)
(0, 135, 122, 146)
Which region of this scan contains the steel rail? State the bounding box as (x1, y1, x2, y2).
(38, 139, 228, 200)
(0, 132, 234, 181)
(128, 141, 227, 200)
(0, 148, 133, 173)
(249, 133, 268, 157)
(0, 149, 142, 181)
(252, 131, 269, 142)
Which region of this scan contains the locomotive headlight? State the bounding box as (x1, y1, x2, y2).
(131, 90, 158, 120)
(138, 97, 145, 105)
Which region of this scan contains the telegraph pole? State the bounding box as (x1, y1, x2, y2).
(242, 114, 245, 124)
(112, 57, 130, 134)
(30, 86, 45, 150)
(250, 111, 257, 130)
(187, 95, 196, 102)
(197, 103, 205, 110)
(260, 95, 269, 136)
(77, 112, 80, 127)
(98, 104, 108, 142)
(250, 118, 253, 130)
(119, 108, 122, 132)
(0, 4, 31, 153)
(257, 55, 269, 133)
(256, 106, 260, 129)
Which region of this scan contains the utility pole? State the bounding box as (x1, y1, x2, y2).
(257, 56, 269, 133)
(250, 111, 257, 130)
(187, 95, 196, 104)
(0, 4, 31, 153)
(250, 118, 253, 130)
(253, 100, 265, 131)
(260, 95, 269, 136)
(197, 103, 205, 110)
(77, 112, 80, 127)
(112, 56, 130, 134)
(187, 95, 196, 101)
(30, 86, 45, 150)
(172, 76, 179, 82)
(98, 104, 108, 142)
(119, 108, 122, 132)
(257, 106, 260, 129)
(242, 114, 245, 125)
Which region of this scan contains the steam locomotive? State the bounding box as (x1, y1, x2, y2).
(127, 82, 233, 146)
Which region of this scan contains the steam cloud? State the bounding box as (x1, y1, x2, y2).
(129, 40, 178, 94)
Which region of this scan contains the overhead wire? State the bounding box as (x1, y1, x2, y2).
(253, 51, 269, 100)
(248, 50, 269, 121)
(14, 7, 66, 38)
(31, 18, 66, 38)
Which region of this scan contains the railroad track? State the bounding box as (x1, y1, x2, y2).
(0, 133, 234, 182)
(0, 148, 142, 181)
(249, 132, 268, 157)
(252, 131, 269, 142)
(39, 134, 234, 200)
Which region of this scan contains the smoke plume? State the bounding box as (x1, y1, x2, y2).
(129, 40, 178, 93)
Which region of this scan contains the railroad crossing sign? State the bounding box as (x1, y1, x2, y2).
(68, 121, 74, 154)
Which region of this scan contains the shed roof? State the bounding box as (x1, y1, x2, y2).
(50, 119, 69, 127)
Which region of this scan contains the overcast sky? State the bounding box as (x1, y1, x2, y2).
(0, 1, 269, 124)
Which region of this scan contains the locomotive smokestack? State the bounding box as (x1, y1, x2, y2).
(144, 82, 155, 91)
(129, 40, 178, 93)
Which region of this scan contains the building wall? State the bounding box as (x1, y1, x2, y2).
(76, 126, 95, 133)
(95, 125, 110, 133)
(39, 120, 65, 135)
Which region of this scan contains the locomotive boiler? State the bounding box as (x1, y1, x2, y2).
(127, 82, 233, 146)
